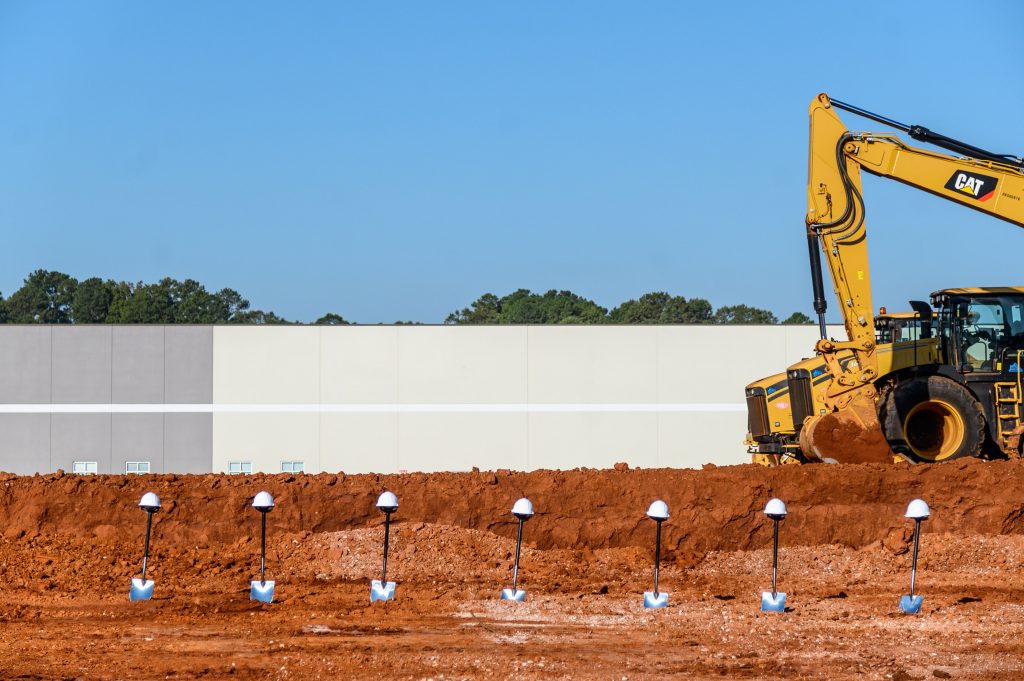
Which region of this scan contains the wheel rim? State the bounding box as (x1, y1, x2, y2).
(902, 399, 965, 461)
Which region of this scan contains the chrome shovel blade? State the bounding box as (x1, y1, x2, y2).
(899, 594, 923, 614)
(643, 591, 668, 609)
(250, 580, 275, 603)
(370, 579, 396, 603)
(761, 591, 786, 613)
(130, 578, 155, 602)
(501, 588, 526, 601)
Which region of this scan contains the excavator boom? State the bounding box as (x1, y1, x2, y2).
(798, 93, 1024, 463)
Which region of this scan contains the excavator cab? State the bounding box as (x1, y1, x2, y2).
(933, 288, 1024, 375)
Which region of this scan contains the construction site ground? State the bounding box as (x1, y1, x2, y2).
(2, 459, 1024, 680)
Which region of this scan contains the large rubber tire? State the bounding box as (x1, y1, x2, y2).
(881, 376, 985, 463)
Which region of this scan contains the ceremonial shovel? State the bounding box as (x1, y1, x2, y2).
(760, 498, 787, 613)
(501, 497, 534, 601)
(130, 492, 161, 601)
(899, 498, 930, 615)
(370, 491, 398, 603)
(250, 491, 275, 603)
(643, 500, 669, 609)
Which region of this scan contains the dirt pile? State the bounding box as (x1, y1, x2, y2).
(2, 461, 1024, 679)
(2, 458, 1024, 560)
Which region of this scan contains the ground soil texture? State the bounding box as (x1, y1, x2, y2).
(1, 460, 1023, 679)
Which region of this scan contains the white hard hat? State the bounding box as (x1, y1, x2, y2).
(511, 497, 534, 519)
(763, 498, 788, 519)
(139, 492, 161, 511)
(376, 490, 399, 513)
(905, 498, 930, 520)
(646, 499, 669, 521)
(253, 490, 275, 512)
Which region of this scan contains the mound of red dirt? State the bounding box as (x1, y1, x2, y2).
(1, 457, 1022, 563)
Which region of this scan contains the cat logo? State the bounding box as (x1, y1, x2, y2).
(944, 170, 998, 202)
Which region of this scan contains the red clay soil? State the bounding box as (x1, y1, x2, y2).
(1, 460, 1024, 679)
(799, 405, 897, 464)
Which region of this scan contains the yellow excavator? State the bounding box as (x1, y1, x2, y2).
(746, 93, 1024, 465)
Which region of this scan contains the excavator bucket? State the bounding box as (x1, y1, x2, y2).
(798, 393, 894, 464)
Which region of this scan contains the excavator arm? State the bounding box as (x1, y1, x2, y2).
(798, 93, 1024, 462)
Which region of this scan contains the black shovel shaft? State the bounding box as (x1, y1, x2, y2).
(511, 518, 524, 592)
(771, 519, 779, 596)
(653, 520, 662, 596)
(140, 511, 153, 581)
(381, 512, 391, 583)
(260, 511, 267, 583)
(910, 519, 921, 596)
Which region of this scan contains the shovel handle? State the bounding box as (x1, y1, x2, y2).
(140, 510, 153, 581)
(910, 519, 921, 597)
(381, 512, 391, 584)
(260, 510, 267, 584)
(653, 519, 662, 597)
(511, 518, 524, 592)
(771, 519, 779, 597)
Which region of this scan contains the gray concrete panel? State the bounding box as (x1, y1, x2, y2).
(0, 414, 49, 474)
(112, 327, 164, 403)
(0, 326, 51, 403)
(112, 414, 163, 474)
(51, 413, 111, 473)
(165, 327, 212, 403)
(51, 327, 112, 404)
(165, 413, 212, 473)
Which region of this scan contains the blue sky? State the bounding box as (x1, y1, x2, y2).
(1, 1, 1022, 323)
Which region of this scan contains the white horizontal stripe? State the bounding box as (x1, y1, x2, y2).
(0, 402, 746, 414)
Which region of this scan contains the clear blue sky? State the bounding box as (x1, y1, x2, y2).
(1, 1, 1022, 323)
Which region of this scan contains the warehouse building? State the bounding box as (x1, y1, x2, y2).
(0, 324, 841, 475)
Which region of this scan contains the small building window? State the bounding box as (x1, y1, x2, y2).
(228, 461, 253, 475)
(72, 461, 98, 475)
(281, 461, 304, 473)
(126, 461, 151, 475)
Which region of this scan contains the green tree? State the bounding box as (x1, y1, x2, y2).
(712, 304, 778, 325)
(609, 292, 713, 324)
(233, 309, 292, 325)
(530, 289, 607, 324)
(169, 279, 216, 323)
(446, 293, 500, 324)
(314, 313, 349, 325)
(447, 289, 607, 324)
(781, 311, 814, 325)
(6, 270, 78, 323)
(0, 292, 8, 323)
(106, 281, 175, 323)
(71, 277, 113, 323)
(215, 288, 252, 322)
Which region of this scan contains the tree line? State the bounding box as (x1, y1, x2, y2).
(0, 270, 812, 325)
(0, 270, 346, 325)
(446, 289, 812, 325)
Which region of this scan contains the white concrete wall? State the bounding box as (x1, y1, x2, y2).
(211, 324, 843, 474)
